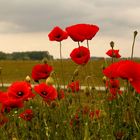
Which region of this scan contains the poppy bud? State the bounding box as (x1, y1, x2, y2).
(134, 30, 138, 37)
(25, 75, 31, 83)
(42, 57, 48, 64)
(46, 76, 54, 85)
(102, 76, 107, 83)
(50, 101, 58, 109)
(73, 69, 79, 77)
(110, 41, 114, 49)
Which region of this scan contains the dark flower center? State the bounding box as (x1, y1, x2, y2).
(77, 52, 83, 58)
(41, 91, 48, 95)
(17, 91, 24, 96)
(55, 34, 61, 38)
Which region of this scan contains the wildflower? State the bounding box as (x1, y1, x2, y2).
(7, 81, 35, 101)
(34, 83, 58, 102)
(106, 49, 121, 58)
(106, 79, 120, 89)
(67, 81, 80, 92)
(48, 26, 68, 42)
(89, 111, 94, 120)
(66, 23, 99, 42)
(103, 60, 140, 93)
(0, 93, 24, 113)
(95, 110, 100, 118)
(31, 64, 53, 82)
(70, 46, 90, 65)
(19, 109, 33, 121)
(103, 61, 122, 79)
(70, 113, 80, 127)
(89, 110, 100, 119)
(57, 89, 65, 100)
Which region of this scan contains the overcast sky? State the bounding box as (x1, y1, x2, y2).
(0, 0, 140, 58)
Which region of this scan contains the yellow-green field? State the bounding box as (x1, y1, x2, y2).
(0, 59, 140, 139)
(0, 59, 105, 86)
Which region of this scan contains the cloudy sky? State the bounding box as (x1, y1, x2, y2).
(0, 0, 140, 58)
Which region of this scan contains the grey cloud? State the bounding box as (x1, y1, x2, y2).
(0, 0, 91, 32)
(0, 0, 139, 36)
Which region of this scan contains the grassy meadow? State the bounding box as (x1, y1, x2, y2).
(0, 59, 105, 86)
(0, 59, 140, 140)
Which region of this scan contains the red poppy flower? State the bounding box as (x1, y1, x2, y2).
(34, 83, 58, 102)
(48, 26, 68, 42)
(70, 46, 90, 65)
(19, 109, 33, 121)
(103, 60, 140, 93)
(105, 78, 122, 99)
(103, 60, 124, 79)
(0, 93, 24, 113)
(106, 79, 120, 89)
(110, 88, 122, 96)
(95, 110, 100, 118)
(7, 81, 35, 101)
(57, 89, 65, 100)
(89, 111, 94, 120)
(70, 113, 80, 127)
(31, 64, 53, 82)
(106, 49, 121, 58)
(66, 23, 99, 42)
(0, 114, 8, 127)
(117, 60, 140, 93)
(67, 81, 80, 92)
(89, 110, 100, 119)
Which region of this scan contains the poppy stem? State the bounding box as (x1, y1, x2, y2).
(110, 41, 114, 63)
(87, 40, 89, 49)
(131, 31, 138, 60)
(59, 41, 65, 89)
(78, 41, 80, 47)
(86, 40, 92, 77)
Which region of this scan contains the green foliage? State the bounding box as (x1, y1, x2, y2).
(0, 51, 7, 60)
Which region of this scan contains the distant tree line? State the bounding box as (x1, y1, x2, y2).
(0, 51, 53, 60)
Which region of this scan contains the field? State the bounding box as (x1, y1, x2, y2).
(0, 59, 140, 140)
(0, 59, 105, 86)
